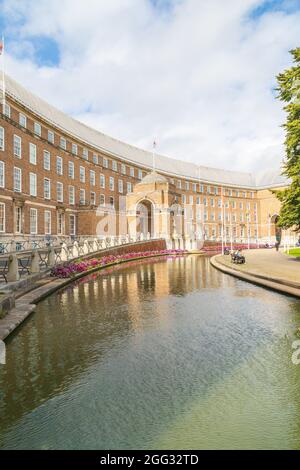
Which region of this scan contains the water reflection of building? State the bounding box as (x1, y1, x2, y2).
(0, 255, 252, 437)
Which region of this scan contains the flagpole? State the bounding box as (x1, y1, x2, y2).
(152, 141, 156, 172)
(1, 35, 5, 115)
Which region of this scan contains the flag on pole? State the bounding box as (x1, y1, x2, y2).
(0, 40, 3, 55)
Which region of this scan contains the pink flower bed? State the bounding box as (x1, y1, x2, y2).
(51, 249, 187, 279)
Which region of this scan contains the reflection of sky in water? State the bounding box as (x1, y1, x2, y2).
(0, 256, 300, 450)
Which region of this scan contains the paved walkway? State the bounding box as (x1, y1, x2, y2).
(211, 249, 300, 298)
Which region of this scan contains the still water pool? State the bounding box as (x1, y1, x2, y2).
(0, 255, 300, 449)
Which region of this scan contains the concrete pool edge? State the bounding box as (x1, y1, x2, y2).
(0, 252, 193, 342)
(210, 255, 300, 299)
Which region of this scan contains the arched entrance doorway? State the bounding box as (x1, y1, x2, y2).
(136, 200, 154, 238)
(270, 214, 282, 244)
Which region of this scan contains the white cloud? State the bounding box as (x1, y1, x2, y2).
(2, 0, 300, 172)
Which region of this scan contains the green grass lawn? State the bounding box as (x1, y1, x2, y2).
(286, 247, 300, 257)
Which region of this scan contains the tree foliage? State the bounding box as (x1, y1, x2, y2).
(275, 47, 300, 230)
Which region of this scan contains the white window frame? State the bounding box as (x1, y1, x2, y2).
(44, 150, 51, 171)
(100, 174, 105, 189)
(29, 172, 37, 197)
(90, 170, 95, 186)
(19, 113, 27, 128)
(60, 137, 67, 150)
(68, 161, 75, 179)
(57, 212, 65, 235)
(48, 130, 54, 144)
(30, 208, 38, 235)
(56, 156, 63, 175)
(0, 126, 4, 151)
(34, 122, 42, 136)
(69, 214, 76, 236)
(0, 202, 5, 233)
(14, 167, 22, 192)
(79, 166, 85, 183)
(69, 185, 75, 205)
(44, 210, 51, 235)
(29, 142, 37, 165)
(44, 178, 51, 200)
(57, 182, 63, 203)
(72, 143, 78, 155)
(0, 161, 4, 187)
(109, 176, 114, 191)
(79, 189, 85, 205)
(13, 135, 22, 158)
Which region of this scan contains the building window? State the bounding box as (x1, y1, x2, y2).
(79, 166, 85, 183)
(103, 157, 108, 168)
(0, 127, 4, 150)
(56, 156, 63, 175)
(121, 164, 126, 175)
(15, 207, 22, 234)
(0, 203, 5, 232)
(189, 195, 193, 204)
(19, 113, 27, 128)
(118, 179, 123, 193)
(30, 208, 38, 235)
(44, 150, 51, 170)
(69, 214, 76, 236)
(109, 176, 114, 191)
(83, 148, 89, 160)
(100, 194, 105, 206)
(4, 103, 10, 118)
(69, 186, 75, 205)
(196, 196, 200, 205)
(34, 122, 41, 136)
(210, 198, 215, 207)
(127, 182, 132, 193)
(44, 211, 51, 235)
(48, 130, 54, 144)
(29, 143, 37, 165)
(72, 143, 78, 155)
(192, 183, 197, 192)
(57, 182, 63, 202)
(112, 160, 118, 172)
(182, 194, 186, 204)
(185, 182, 189, 190)
(44, 178, 51, 199)
(178, 180, 182, 189)
(0, 161, 4, 187)
(90, 192, 96, 205)
(138, 170, 142, 180)
(13, 135, 22, 158)
(90, 170, 95, 186)
(68, 161, 74, 179)
(100, 174, 105, 188)
(14, 167, 22, 192)
(109, 196, 114, 207)
(60, 137, 67, 150)
(57, 213, 65, 235)
(79, 189, 85, 205)
(93, 154, 98, 164)
(130, 167, 134, 177)
(200, 184, 204, 193)
(29, 173, 37, 197)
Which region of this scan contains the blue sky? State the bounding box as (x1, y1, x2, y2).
(0, 0, 299, 172)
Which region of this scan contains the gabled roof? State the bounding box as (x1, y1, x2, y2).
(2, 74, 289, 189)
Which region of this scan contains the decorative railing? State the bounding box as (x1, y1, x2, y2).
(0, 234, 155, 283)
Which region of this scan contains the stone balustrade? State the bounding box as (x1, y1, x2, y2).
(0, 235, 177, 283)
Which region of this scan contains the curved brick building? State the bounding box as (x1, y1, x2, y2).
(0, 75, 291, 246)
